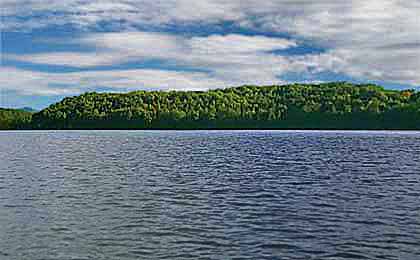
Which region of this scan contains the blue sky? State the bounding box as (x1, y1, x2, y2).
(1, 1, 420, 109)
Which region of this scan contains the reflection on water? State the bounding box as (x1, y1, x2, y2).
(1, 130, 420, 259)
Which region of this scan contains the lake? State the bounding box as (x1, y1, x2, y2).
(1, 130, 420, 259)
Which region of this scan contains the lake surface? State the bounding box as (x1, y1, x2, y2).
(1, 130, 420, 260)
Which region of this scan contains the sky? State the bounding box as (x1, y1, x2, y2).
(1, 0, 420, 109)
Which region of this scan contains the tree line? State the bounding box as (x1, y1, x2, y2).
(0, 108, 33, 130)
(2, 82, 420, 130)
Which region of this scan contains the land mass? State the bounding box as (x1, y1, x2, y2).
(0, 108, 33, 130)
(2, 82, 420, 130)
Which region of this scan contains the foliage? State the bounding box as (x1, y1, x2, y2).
(25, 82, 420, 129)
(0, 108, 33, 130)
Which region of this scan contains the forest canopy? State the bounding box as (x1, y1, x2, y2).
(3, 82, 420, 130)
(0, 108, 33, 130)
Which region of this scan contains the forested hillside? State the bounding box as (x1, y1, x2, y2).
(29, 82, 420, 130)
(0, 108, 33, 130)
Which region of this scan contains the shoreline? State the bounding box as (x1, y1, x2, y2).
(2, 128, 420, 132)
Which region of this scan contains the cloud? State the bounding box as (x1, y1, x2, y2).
(189, 34, 296, 54)
(242, 0, 420, 86)
(0, 66, 283, 96)
(7, 32, 296, 66)
(6, 52, 118, 68)
(5, 33, 298, 92)
(2, 0, 420, 88)
(0, 67, 82, 96)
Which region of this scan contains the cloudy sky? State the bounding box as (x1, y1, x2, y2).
(1, 0, 419, 109)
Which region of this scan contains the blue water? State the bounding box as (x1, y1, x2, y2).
(1, 130, 420, 259)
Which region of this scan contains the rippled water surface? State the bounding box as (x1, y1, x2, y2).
(1, 130, 420, 260)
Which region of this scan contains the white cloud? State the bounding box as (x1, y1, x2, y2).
(244, 0, 420, 85)
(0, 67, 82, 96)
(2, 0, 420, 87)
(5, 30, 307, 97)
(8, 32, 296, 67)
(189, 34, 296, 54)
(0, 66, 282, 96)
(6, 52, 117, 68)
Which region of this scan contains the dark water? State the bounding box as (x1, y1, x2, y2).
(1, 131, 420, 260)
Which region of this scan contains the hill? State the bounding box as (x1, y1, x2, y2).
(30, 82, 420, 130)
(0, 108, 33, 130)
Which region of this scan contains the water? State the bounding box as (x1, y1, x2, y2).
(1, 130, 420, 260)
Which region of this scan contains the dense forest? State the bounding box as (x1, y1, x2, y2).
(25, 82, 420, 130)
(0, 108, 33, 130)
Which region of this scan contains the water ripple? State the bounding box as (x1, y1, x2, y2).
(1, 130, 420, 259)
